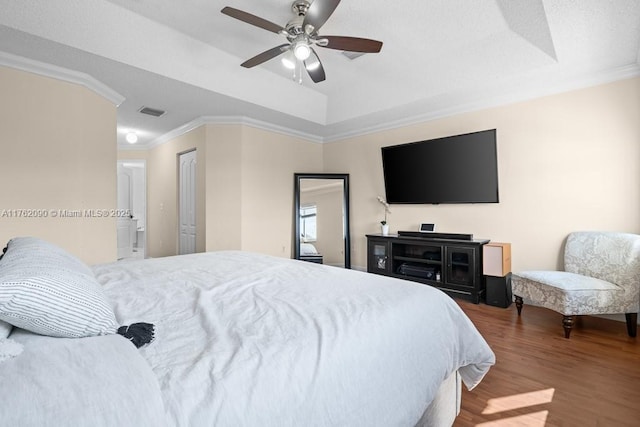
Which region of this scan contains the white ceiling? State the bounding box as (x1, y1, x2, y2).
(0, 0, 638, 148)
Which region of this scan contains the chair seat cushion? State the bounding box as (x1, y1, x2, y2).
(512, 271, 625, 315)
(517, 271, 619, 291)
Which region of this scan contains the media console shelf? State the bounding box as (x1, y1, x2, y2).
(366, 233, 489, 303)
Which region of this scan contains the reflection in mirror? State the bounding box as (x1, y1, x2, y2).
(294, 174, 350, 269)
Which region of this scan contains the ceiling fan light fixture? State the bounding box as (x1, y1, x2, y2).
(293, 41, 311, 60)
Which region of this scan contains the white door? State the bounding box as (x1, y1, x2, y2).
(116, 165, 134, 259)
(179, 150, 197, 255)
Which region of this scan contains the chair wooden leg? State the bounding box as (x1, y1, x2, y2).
(515, 295, 523, 315)
(625, 313, 637, 337)
(562, 315, 574, 339)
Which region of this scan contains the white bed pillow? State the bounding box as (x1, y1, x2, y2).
(300, 243, 319, 255)
(0, 331, 168, 426)
(0, 237, 118, 338)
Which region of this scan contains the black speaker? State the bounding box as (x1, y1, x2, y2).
(485, 273, 512, 308)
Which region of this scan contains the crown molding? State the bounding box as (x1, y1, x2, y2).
(0, 51, 125, 106)
(145, 116, 209, 149)
(121, 115, 324, 151)
(204, 116, 324, 144)
(118, 63, 640, 151)
(321, 63, 640, 143)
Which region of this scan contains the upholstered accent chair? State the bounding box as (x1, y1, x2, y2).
(511, 231, 640, 339)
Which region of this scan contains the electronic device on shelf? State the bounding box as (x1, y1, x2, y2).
(398, 231, 474, 240)
(419, 223, 435, 232)
(397, 263, 436, 280)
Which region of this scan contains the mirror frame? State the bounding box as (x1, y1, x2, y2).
(294, 173, 351, 269)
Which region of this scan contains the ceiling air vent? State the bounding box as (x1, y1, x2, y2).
(138, 106, 166, 117)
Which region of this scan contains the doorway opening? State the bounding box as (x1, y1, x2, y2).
(116, 160, 147, 260)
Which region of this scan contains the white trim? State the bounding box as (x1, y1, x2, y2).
(204, 116, 323, 144)
(322, 63, 640, 143)
(127, 115, 323, 151)
(147, 116, 209, 149)
(0, 51, 125, 106)
(117, 63, 640, 150)
(2, 48, 637, 150)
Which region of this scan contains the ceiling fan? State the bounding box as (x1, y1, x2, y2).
(221, 0, 383, 83)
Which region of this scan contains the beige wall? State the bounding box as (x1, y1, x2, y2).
(204, 124, 243, 252)
(145, 127, 206, 257)
(139, 123, 322, 258)
(240, 126, 323, 257)
(117, 77, 640, 272)
(323, 77, 640, 271)
(117, 150, 148, 161)
(9, 63, 636, 275)
(0, 66, 117, 264)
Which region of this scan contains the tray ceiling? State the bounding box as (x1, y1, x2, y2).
(0, 0, 638, 147)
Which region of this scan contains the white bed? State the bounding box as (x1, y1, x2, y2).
(0, 243, 494, 427)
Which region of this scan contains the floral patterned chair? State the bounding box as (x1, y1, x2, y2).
(511, 231, 640, 339)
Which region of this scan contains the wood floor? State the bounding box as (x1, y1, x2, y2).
(453, 300, 640, 426)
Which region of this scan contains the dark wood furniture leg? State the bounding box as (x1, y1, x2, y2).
(515, 295, 523, 315)
(625, 313, 637, 337)
(562, 315, 574, 339)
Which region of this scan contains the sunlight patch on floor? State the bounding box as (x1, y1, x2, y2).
(482, 388, 555, 415)
(476, 411, 549, 426)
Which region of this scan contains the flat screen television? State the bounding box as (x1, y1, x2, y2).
(381, 129, 499, 204)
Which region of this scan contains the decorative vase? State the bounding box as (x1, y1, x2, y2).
(381, 224, 389, 236)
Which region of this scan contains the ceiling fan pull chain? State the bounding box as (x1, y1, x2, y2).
(292, 59, 298, 82)
(292, 59, 302, 85)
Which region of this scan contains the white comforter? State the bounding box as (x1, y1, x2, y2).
(94, 251, 494, 427)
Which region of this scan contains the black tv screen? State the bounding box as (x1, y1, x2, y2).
(381, 129, 499, 204)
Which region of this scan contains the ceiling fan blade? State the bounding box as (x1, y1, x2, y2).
(241, 44, 290, 68)
(303, 0, 341, 33)
(304, 48, 326, 83)
(221, 6, 285, 34)
(319, 36, 383, 53)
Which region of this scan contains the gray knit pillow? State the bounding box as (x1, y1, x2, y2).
(0, 237, 117, 338)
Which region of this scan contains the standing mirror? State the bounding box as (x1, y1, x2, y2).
(294, 173, 350, 269)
